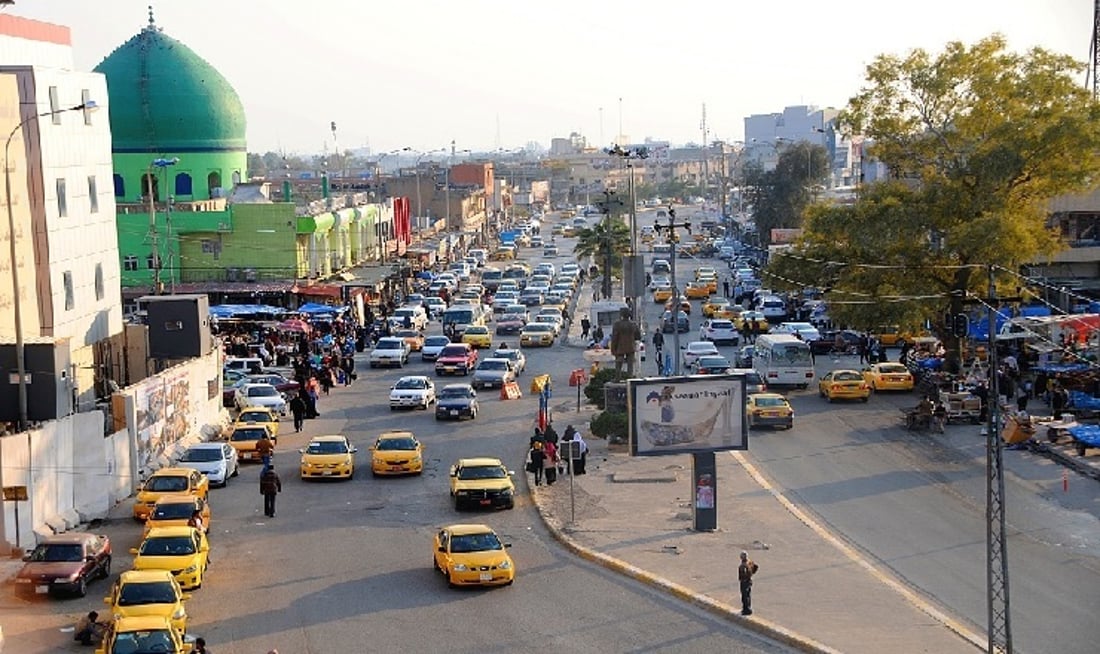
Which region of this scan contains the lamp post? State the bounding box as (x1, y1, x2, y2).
(654, 209, 691, 376)
(4, 100, 97, 432)
(147, 157, 179, 294)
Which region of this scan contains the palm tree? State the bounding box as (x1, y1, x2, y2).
(574, 219, 631, 298)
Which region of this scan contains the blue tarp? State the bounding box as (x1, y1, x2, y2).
(1032, 363, 1092, 374)
(209, 304, 289, 319)
(1019, 305, 1052, 317)
(1067, 423, 1100, 445)
(297, 303, 346, 316)
(1069, 391, 1100, 411)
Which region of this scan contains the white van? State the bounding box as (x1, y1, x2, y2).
(752, 333, 814, 388)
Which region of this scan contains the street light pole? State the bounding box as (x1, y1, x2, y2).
(4, 101, 97, 432)
(654, 209, 691, 376)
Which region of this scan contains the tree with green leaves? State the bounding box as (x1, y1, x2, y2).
(744, 142, 830, 244)
(768, 35, 1100, 368)
(574, 219, 631, 297)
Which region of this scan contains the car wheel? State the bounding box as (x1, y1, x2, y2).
(100, 555, 112, 579)
(76, 575, 87, 598)
(861, 396, 869, 403)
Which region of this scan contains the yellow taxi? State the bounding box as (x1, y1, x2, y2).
(461, 325, 493, 349)
(449, 457, 516, 510)
(684, 281, 711, 299)
(734, 310, 768, 332)
(862, 362, 915, 392)
(395, 329, 425, 351)
(698, 274, 718, 294)
(103, 570, 191, 635)
(746, 393, 794, 429)
(490, 246, 515, 261)
(562, 226, 576, 237)
(873, 325, 920, 347)
(520, 322, 556, 347)
(143, 494, 211, 538)
(432, 523, 515, 588)
(370, 431, 424, 476)
(233, 407, 280, 440)
(130, 526, 210, 591)
(702, 298, 731, 318)
(652, 284, 674, 303)
(132, 468, 209, 522)
(818, 369, 872, 402)
(665, 297, 692, 315)
(227, 424, 275, 463)
(95, 615, 191, 654)
(299, 434, 357, 480)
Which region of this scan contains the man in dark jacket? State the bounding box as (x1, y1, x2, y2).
(289, 393, 307, 433)
(260, 465, 282, 517)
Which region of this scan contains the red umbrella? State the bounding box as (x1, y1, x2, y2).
(277, 319, 311, 334)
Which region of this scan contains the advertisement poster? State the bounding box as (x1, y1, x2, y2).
(135, 372, 192, 473)
(628, 375, 747, 456)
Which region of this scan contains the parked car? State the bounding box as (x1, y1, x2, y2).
(233, 383, 287, 414)
(13, 533, 112, 598)
(389, 376, 437, 410)
(176, 442, 239, 487)
(435, 383, 479, 420)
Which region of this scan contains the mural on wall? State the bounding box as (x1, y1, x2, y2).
(135, 371, 191, 474)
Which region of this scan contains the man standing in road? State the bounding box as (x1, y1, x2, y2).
(256, 432, 275, 474)
(260, 464, 282, 517)
(738, 550, 759, 616)
(289, 393, 306, 433)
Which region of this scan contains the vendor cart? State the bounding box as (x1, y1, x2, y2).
(939, 384, 982, 424)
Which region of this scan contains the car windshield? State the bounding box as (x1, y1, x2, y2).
(698, 357, 729, 368)
(424, 337, 450, 347)
(877, 364, 908, 374)
(117, 581, 177, 606)
(776, 344, 812, 365)
(479, 360, 507, 371)
(376, 340, 404, 351)
(237, 410, 271, 423)
(450, 532, 503, 553)
(376, 438, 418, 451)
(526, 324, 553, 333)
(110, 629, 175, 653)
(395, 378, 428, 390)
(466, 327, 488, 335)
(152, 503, 194, 520)
(536, 315, 557, 323)
(179, 448, 222, 463)
(833, 371, 863, 381)
(247, 386, 278, 397)
(440, 346, 469, 358)
(440, 387, 474, 399)
(711, 321, 733, 329)
(457, 465, 507, 480)
(140, 536, 196, 556)
(755, 397, 789, 408)
(145, 476, 188, 492)
(395, 330, 419, 338)
(306, 440, 349, 454)
(30, 543, 83, 562)
(230, 428, 267, 442)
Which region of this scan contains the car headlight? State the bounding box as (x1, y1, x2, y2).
(173, 607, 186, 619)
(501, 488, 513, 495)
(182, 564, 198, 574)
(453, 564, 468, 572)
(411, 456, 421, 463)
(456, 490, 468, 496)
(498, 560, 512, 570)
(65, 571, 82, 582)
(345, 457, 353, 465)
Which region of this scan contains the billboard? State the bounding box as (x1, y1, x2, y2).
(627, 375, 747, 456)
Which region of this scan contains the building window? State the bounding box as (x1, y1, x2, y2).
(200, 239, 215, 254)
(56, 178, 67, 217)
(88, 176, 99, 213)
(49, 86, 60, 124)
(94, 263, 104, 300)
(81, 89, 92, 125)
(231, 170, 241, 185)
(123, 255, 138, 271)
(62, 271, 74, 310)
(175, 172, 193, 196)
(207, 171, 222, 198)
(146, 254, 157, 270)
(113, 174, 125, 198)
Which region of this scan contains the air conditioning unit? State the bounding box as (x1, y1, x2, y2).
(226, 267, 240, 282)
(244, 268, 257, 282)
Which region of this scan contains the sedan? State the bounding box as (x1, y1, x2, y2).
(129, 527, 209, 591)
(104, 570, 191, 635)
(700, 319, 739, 345)
(421, 335, 451, 361)
(862, 362, 915, 392)
(818, 369, 872, 402)
(395, 328, 425, 352)
(233, 383, 286, 414)
(472, 358, 516, 389)
(370, 337, 410, 368)
(299, 434, 357, 480)
(746, 393, 794, 429)
(13, 533, 112, 598)
(694, 355, 733, 375)
(389, 375, 436, 410)
(660, 310, 690, 333)
(234, 406, 280, 440)
(461, 325, 493, 349)
(681, 341, 720, 369)
(492, 347, 526, 375)
(495, 312, 527, 336)
(436, 384, 479, 420)
(520, 322, 556, 347)
(176, 442, 239, 487)
(534, 313, 564, 335)
(370, 431, 424, 476)
(735, 344, 755, 368)
(433, 524, 515, 587)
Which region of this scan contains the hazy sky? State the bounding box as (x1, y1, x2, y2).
(7, 1, 1092, 155)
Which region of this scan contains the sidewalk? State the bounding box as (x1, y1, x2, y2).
(530, 406, 984, 654)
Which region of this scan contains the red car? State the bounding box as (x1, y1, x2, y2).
(435, 343, 478, 376)
(13, 533, 112, 598)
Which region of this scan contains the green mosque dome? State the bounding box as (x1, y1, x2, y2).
(93, 12, 246, 153)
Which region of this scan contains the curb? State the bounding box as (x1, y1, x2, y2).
(1027, 441, 1100, 482)
(527, 485, 839, 654)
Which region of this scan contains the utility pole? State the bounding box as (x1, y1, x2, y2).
(654, 209, 691, 375)
(700, 103, 709, 201)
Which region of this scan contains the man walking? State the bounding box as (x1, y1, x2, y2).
(738, 550, 759, 615)
(289, 393, 306, 433)
(260, 464, 282, 517)
(580, 316, 591, 341)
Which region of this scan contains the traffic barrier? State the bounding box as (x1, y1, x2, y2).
(500, 381, 523, 400)
(569, 368, 587, 387)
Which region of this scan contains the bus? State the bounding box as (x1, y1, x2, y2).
(752, 333, 815, 388)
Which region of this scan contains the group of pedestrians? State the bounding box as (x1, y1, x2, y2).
(525, 423, 589, 486)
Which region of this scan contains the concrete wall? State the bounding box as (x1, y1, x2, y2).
(0, 350, 226, 554)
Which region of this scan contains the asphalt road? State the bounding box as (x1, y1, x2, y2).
(0, 217, 791, 653)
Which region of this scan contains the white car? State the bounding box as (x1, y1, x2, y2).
(472, 358, 516, 389)
(681, 341, 720, 369)
(421, 335, 451, 361)
(774, 322, 822, 342)
(370, 337, 410, 368)
(700, 319, 739, 345)
(492, 293, 519, 312)
(492, 347, 526, 375)
(390, 307, 428, 331)
(649, 275, 671, 291)
(534, 313, 564, 335)
(389, 376, 436, 410)
(234, 383, 287, 414)
(424, 296, 447, 316)
(759, 296, 788, 320)
(177, 442, 239, 487)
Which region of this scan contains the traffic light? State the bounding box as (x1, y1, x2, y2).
(952, 314, 970, 338)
